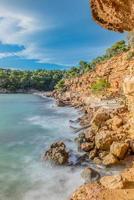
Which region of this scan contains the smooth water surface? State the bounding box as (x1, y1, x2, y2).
(0, 94, 83, 200)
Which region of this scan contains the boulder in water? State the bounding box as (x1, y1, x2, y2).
(81, 167, 100, 184)
(43, 141, 69, 165)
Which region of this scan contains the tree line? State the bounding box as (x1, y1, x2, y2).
(0, 69, 64, 92)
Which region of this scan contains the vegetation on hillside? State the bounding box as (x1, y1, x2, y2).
(91, 78, 110, 93)
(60, 40, 129, 81)
(54, 79, 66, 92)
(0, 40, 130, 92)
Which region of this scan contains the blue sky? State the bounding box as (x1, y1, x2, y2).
(0, 0, 124, 70)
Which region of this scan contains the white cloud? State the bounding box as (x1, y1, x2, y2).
(0, 6, 55, 63)
(16, 44, 52, 63)
(0, 8, 41, 43)
(0, 52, 17, 58)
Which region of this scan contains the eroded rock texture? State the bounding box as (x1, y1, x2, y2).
(90, 0, 134, 32)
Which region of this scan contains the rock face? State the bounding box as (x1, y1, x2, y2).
(110, 142, 129, 159)
(90, 0, 134, 32)
(43, 141, 69, 165)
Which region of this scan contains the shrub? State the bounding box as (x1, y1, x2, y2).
(91, 79, 110, 92)
(55, 79, 65, 91)
(65, 67, 80, 79)
(106, 40, 129, 58)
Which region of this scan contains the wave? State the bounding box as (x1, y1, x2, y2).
(23, 160, 83, 200)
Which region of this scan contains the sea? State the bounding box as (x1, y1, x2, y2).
(0, 94, 83, 200)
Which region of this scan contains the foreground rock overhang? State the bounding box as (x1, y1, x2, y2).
(90, 0, 134, 32)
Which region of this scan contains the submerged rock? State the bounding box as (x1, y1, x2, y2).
(81, 167, 100, 184)
(43, 141, 69, 165)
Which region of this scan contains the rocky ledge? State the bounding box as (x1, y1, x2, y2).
(70, 162, 134, 200)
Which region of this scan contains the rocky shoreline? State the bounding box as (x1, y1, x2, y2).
(46, 52, 134, 199)
(50, 93, 132, 168)
(50, 91, 134, 199)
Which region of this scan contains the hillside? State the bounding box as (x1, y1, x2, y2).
(54, 48, 134, 106)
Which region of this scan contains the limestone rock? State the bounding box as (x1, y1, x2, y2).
(100, 175, 125, 189)
(95, 130, 113, 150)
(110, 142, 129, 159)
(103, 153, 118, 166)
(44, 141, 69, 165)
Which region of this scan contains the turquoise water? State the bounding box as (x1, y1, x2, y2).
(0, 94, 83, 200)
